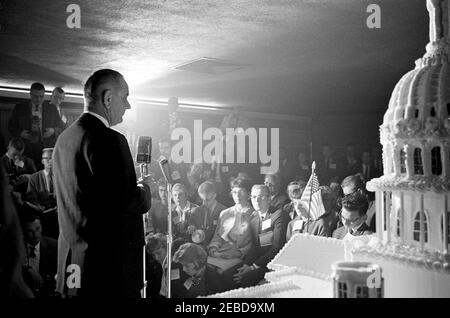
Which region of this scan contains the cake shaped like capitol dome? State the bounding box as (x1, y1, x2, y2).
(368, 0, 450, 194)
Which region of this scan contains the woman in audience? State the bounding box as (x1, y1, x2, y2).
(206, 177, 254, 293)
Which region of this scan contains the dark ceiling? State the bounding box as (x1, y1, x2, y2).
(0, 0, 429, 115)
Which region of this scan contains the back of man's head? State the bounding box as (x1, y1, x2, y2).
(84, 69, 123, 104)
(341, 192, 369, 216)
(8, 137, 25, 152)
(341, 174, 364, 195)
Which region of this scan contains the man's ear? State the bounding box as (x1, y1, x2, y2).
(102, 89, 113, 108)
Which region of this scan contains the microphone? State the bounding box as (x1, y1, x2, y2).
(136, 136, 152, 164)
(158, 157, 173, 184)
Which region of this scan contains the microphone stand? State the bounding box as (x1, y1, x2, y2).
(138, 163, 149, 299)
(166, 181, 173, 298)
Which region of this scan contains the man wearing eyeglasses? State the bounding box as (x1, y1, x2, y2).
(233, 184, 289, 288)
(26, 148, 56, 211)
(332, 192, 373, 240)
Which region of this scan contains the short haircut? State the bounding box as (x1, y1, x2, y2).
(84, 69, 123, 101)
(264, 174, 280, 184)
(341, 174, 364, 192)
(198, 180, 216, 194)
(42, 148, 53, 155)
(251, 184, 270, 196)
(230, 177, 252, 193)
(20, 207, 41, 226)
(341, 192, 369, 216)
(173, 243, 207, 270)
(53, 87, 65, 94)
(30, 82, 45, 91)
(172, 183, 187, 194)
(8, 137, 25, 151)
(146, 233, 167, 252)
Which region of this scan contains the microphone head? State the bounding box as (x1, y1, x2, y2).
(158, 157, 173, 183)
(136, 136, 152, 164)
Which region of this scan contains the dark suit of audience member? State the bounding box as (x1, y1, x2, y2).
(286, 212, 336, 241)
(241, 206, 289, 287)
(53, 111, 151, 297)
(188, 201, 227, 246)
(269, 193, 288, 211)
(149, 200, 168, 234)
(341, 155, 360, 179)
(23, 236, 57, 297)
(2, 154, 36, 181)
(8, 101, 64, 167)
(26, 170, 56, 210)
(332, 223, 373, 239)
(358, 163, 380, 183)
(316, 156, 340, 185)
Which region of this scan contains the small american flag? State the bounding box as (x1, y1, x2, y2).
(300, 161, 326, 220)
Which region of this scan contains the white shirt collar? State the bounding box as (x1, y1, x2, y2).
(84, 111, 109, 127)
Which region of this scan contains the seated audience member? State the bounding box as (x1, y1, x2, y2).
(359, 150, 381, 183)
(341, 174, 376, 232)
(21, 213, 57, 297)
(341, 143, 360, 178)
(332, 192, 373, 239)
(282, 181, 306, 220)
(232, 185, 289, 288)
(285, 187, 336, 240)
(320, 186, 340, 233)
(277, 147, 297, 190)
(295, 152, 311, 182)
(172, 243, 210, 298)
(25, 148, 56, 210)
(188, 181, 227, 246)
(145, 233, 183, 298)
(206, 177, 254, 292)
(316, 144, 340, 185)
(25, 148, 58, 238)
(171, 183, 199, 241)
(2, 138, 36, 193)
(147, 178, 169, 235)
(264, 174, 288, 210)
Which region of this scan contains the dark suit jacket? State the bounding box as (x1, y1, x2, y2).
(245, 206, 290, 268)
(38, 236, 57, 280)
(332, 223, 373, 240)
(188, 201, 227, 246)
(286, 212, 336, 241)
(358, 164, 380, 182)
(1, 154, 36, 179)
(53, 112, 150, 297)
(316, 156, 340, 185)
(26, 170, 56, 209)
(8, 101, 64, 148)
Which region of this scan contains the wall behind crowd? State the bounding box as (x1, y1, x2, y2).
(0, 96, 382, 162)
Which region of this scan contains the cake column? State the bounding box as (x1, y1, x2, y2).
(444, 195, 449, 253)
(400, 191, 405, 244)
(386, 191, 391, 243)
(376, 191, 384, 241)
(420, 193, 425, 252)
(422, 144, 432, 177)
(405, 145, 414, 178)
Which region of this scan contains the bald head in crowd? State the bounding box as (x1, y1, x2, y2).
(83, 69, 131, 126)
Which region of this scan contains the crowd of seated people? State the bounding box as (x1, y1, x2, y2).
(1, 82, 382, 298)
(141, 139, 381, 298)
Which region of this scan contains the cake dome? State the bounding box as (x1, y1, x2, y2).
(368, 0, 450, 193)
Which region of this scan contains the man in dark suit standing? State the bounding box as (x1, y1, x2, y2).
(8, 83, 64, 169)
(233, 184, 289, 288)
(332, 192, 373, 240)
(359, 151, 380, 183)
(53, 69, 151, 298)
(316, 144, 340, 185)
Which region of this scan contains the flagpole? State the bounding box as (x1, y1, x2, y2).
(306, 161, 316, 233)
